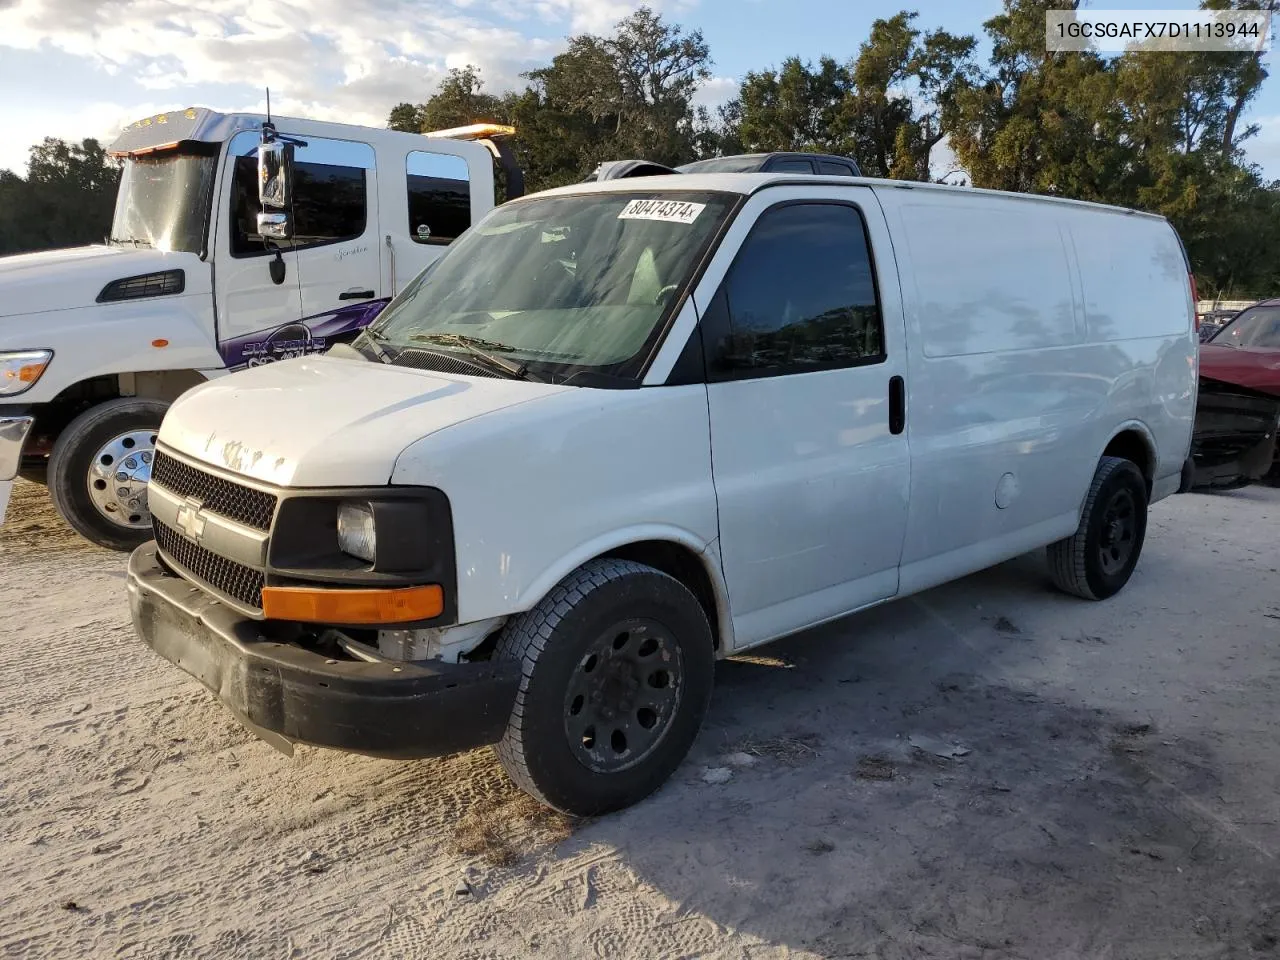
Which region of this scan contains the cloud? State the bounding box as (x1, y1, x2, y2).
(693, 75, 738, 109)
(0, 0, 681, 138)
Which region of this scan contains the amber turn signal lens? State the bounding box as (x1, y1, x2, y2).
(261, 584, 444, 624)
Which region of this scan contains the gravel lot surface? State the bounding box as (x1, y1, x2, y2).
(2, 479, 1279, 959)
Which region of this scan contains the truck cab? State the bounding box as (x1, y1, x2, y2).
(0, 108, 518, 549)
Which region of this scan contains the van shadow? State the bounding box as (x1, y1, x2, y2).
(566, 554, 1280, 959)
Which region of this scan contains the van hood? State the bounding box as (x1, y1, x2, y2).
(158, 353, 571, 487)
(0, 245, 202, 319)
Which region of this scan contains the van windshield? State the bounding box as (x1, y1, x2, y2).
(362, 191, 735, 382)
(1211, 305, 1280, 349)
(109, 145, 218, 254)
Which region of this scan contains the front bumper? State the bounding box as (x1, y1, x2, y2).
(127, 541, 520, 760)
(0, 415, 34, 482)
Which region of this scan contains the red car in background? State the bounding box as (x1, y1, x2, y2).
(1191, 299, 1280, 488)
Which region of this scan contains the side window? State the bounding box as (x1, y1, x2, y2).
(227, 132, 372, 257)
(407, 151, 471, 245)
(709, 202, 884, 378)
(818, 160, 855, 176)
(768, 158, 815, 173)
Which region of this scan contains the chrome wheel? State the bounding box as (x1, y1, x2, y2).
(85, 430, 158, 528)
(563, 618, 684, 774)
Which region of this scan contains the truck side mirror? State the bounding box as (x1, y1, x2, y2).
(257, 139, 295, 239)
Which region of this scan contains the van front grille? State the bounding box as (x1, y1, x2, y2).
(154, 518, 265, 611)
(151, 451, 278, 531)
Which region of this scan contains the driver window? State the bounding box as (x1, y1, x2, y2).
(227, 131, 373, 257)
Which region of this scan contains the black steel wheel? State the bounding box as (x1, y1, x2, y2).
(494, 558, 715, 816)
(563, 618, 684, 774)
(1048, 455, 1149, 600)
(1096, 487, 1137, 576)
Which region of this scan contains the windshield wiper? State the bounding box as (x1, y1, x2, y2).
(107, 236, 152, 248)
(409, 333, 542, 382)
(356, 327, 392, 363)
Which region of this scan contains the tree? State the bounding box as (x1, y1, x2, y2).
(0, 138, 121, 256)
(525, 6, 712, 167)
(719, 13, 975, 179)
(730, 57, 856, 155)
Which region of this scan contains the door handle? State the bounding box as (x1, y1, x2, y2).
(888, 376, 906, 435)
(339, 288, 376, 301)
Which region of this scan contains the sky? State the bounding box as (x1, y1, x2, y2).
(0, 0, 1276, 180)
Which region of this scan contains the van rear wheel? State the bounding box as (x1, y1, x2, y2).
(48, 398, 169, 551)
(493, 558, 715, 816)
(1048, 455, 1148, 600)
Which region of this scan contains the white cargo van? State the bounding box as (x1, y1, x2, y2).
(126, 172, 1198, 815)
(0, 108, 519, 549)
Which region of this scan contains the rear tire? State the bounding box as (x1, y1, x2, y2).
(48, 398, 169, 551)
(1047, 455, 1148, 600)
(494, 558, 715, 816)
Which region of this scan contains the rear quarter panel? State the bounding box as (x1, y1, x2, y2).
(874, 186, 1194, 592)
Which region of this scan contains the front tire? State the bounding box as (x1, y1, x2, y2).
(48, 398, 169, 551)
(1047, 455, 1149, 600)
(494, 558, 715, 816)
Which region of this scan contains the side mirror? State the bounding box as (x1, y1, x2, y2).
(257, 211, 293, 241)
(258, 139, 294, 210)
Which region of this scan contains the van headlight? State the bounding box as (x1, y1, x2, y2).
(336, 501, 376, 562)
(0, 350, 52, 396)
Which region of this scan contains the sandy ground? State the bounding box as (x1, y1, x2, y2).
(2, 478, 1280, 960)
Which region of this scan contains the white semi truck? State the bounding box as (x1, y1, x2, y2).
(0, 108, 520, 549)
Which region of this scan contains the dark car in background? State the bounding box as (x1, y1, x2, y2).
(584, 152, 862, 182)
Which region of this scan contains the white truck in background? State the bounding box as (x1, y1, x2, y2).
(0, 108, 520, 549)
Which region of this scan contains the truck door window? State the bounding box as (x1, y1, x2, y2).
(227, 133, 373, 257)
(407, 151, 471, 245)
(708, 201, 884, 379)
(818, 160, 855, 176)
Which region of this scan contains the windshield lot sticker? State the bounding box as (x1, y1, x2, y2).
(618, 199, 706, 224)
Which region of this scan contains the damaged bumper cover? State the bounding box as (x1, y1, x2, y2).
(127, 541, 519, 759)
(1189, 378, 1280, 488)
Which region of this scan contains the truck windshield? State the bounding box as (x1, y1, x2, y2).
(110, 145, 218, 254)
(363, 191, 735, 382)
(1212, 305, 1280, 349)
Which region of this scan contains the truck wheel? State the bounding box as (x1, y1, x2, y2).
(48, 398, 169, 551)
(1047, 455, 1148, 601)
(494, 558, 715, 816)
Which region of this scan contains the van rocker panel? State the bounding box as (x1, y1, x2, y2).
(127, 542, 519, 759)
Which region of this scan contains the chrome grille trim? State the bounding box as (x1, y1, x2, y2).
(154, 518, 265, 612)
(151, 450, 278, 531)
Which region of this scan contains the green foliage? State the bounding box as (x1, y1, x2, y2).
(0, 138, 121, 256)
(946, 0, 1280, 297)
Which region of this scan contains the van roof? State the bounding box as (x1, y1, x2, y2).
(533, 171, 1169, 222)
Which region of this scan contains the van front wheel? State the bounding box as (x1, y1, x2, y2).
(494, 558, 715, 816)
(1048, 455, 1148, 600)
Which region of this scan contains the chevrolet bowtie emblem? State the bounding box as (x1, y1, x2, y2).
(175, 498, 208, 543)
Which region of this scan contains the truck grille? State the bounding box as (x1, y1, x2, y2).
(154, 518, 265, 610)
(151, 451, 277, 531)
